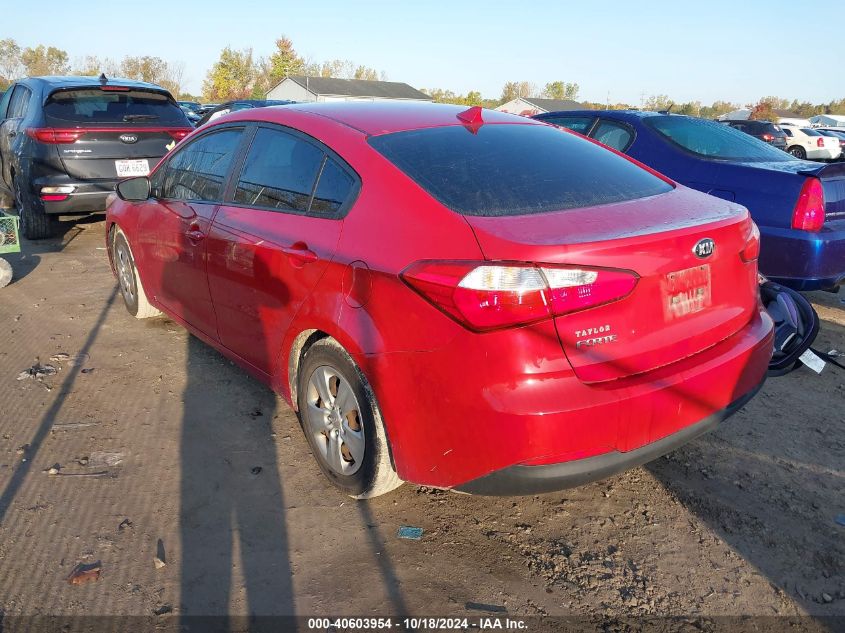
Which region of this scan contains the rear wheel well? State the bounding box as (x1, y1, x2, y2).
(288, 329, 329, 411)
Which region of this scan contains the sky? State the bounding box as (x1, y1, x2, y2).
(5, 0, 844, 106)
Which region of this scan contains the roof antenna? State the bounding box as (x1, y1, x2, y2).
(99, 73, 108, 85)
(457, 105, 484, 134)
(658, 103, 674, 114)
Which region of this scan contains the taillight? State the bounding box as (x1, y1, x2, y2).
(762, 133, 774, 141)
(401, 261, 638, 331)
(791, 178, 825, 232)
(817, 138, 825, 148)
(740, 222, 761, 262)
(26, 128, 84, 144)
(167, 129, 191, 141)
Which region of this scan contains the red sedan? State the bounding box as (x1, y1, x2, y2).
(106, 102, 774, 497)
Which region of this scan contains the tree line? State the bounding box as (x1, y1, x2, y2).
(1, 36, 843, 119)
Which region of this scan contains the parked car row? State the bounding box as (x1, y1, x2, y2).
(0, 74, 835, 498)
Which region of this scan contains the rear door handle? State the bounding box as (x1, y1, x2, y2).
(281, 241, 317, 264)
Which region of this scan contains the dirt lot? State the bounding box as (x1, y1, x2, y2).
(0, 218, 843, 627)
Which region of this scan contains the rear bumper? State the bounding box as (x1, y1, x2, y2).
(759, 224, 845, 290)
(30, 176, 116, 215)
(363, 307, 773, 491)
(455, 379, 763, 495)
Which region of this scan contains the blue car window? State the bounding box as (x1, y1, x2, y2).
(647, 116, 792, 162)
(591, 120, 633, 151)
(541, 115, 596, 134)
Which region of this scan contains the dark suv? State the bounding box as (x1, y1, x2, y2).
(720, 120, 788, 150)
(0, 75, 192, 239)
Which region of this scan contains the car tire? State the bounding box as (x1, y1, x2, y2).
(296, 337, 403, 498)
(111, 227, 161, 319)
(788, 146, 806, 159)
(15, 179, 55, 240)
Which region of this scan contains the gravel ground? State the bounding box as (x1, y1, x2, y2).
(0, 218, 842, 627)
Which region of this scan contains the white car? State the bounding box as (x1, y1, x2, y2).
(781, 126, 841, 160)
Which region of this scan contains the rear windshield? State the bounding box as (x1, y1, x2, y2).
(45, 89, 188, 125)
(647, 116, 792, 162)
(368, 124, 672, 217)
(800, 128, 821, 136)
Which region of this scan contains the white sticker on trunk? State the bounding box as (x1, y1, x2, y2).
(799, 349, 825, 374)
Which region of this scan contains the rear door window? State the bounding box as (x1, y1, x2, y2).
(157, 128, 243, 202)
(8, 85, 31, 119)
(591, 120, 634, 151)
(369, 123, 672, 217)
(0, 87, 13, 119)
(540, 115, 596, 134)
(44, 89, 187, 125)
(234, 127, 324, 212)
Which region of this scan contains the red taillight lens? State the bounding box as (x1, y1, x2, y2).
(401, 261, 638, 331)
(168, 129, 191, 140)
(26, 128, 85, 144)
(762, 133, 774, 141)
(817, 138, 825, 147)
(40, 194, 68, 201)
(740, 222, 761, 262)
(791, 178, 825, 232)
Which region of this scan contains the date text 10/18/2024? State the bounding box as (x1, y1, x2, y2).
(307, 617, 529, 630)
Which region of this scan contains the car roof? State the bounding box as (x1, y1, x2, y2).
(23, 75, 170, 93)
(229, 101, 538, 136)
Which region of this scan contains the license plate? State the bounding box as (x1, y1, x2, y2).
(664, 264, 712, 320)
(115, 159, 150, 178)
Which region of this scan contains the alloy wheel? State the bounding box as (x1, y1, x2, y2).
(115, 239, 136, 305)
(304, 365, 365, 476)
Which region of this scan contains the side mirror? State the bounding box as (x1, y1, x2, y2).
(116, 176, 151, 202)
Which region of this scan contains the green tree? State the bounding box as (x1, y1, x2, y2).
(749, 100, 776, 121)
(119, 56, 168, 83)
(21, 44, 69, 76)
(643, 94, 672, 111)
(542, 80, 579, 101)
(353, 65, 379, 80)
(500, 81, 537, 103)
(203, 47, 255, 101)
(0, 38, 22, 86)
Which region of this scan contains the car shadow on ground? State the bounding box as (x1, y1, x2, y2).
(646, 314, 845, 620)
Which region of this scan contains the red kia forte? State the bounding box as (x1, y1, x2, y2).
(105, 102, 774, 497)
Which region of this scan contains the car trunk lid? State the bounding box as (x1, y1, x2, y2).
(464, 187, 759, 383)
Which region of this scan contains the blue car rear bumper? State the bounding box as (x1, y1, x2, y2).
(759, 224, 845, 291)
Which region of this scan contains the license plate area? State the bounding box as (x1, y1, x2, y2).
(664, 264, 711, 320)
(115, 159, 150, 178)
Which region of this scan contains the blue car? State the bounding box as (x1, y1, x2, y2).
(533, 110, 845, 291)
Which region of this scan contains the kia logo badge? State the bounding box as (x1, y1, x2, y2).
(119, 134, 138, 144)
(693, 237, 715, 259)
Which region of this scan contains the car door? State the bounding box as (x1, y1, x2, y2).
(0, 84, 31, 191)
(206, 124, 357, 376)
(136, 125, 246, 338)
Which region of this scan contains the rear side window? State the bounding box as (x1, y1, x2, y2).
(44, 89, 187, 125)
(800, 128, 821, 136)
(311, 159, 355, 215)
(591, 120, 633, 151)
(234, 127, 324, 212)
(8, 85, 31, 118)
(541, 115, 595, 134)
(159, 129, 242, 202)
(369, 124, 672, 217)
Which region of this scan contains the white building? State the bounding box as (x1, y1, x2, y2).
(267, 76, 431, 103)
(495, 96, 583, 116)
(809, 114, 845, 128)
